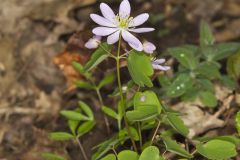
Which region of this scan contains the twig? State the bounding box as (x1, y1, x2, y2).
(0, 106, 51, 115)
(213, 95, 234, 118)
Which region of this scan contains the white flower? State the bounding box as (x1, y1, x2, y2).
(143, 41, 156, 54)
(152, 58, 170, 71)
(90, 0, 154, 51)
(85, 35, 101, 49)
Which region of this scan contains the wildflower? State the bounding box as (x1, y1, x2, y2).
(152, 58, 170, 71)
(85, 36, 101, 49)
(143, 41, 156, 54)
(90, 0, 154, 51)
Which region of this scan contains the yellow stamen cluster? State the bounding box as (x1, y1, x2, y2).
(115, 14, 133, 29)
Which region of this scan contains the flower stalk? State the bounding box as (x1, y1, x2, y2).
(116, 34, 138, 152)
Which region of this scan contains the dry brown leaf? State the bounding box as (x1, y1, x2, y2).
(53, 32, 91, 91)
(222, 0, 240, 16)
(215, 19, 240, 42)
(172, 102, 224, 138)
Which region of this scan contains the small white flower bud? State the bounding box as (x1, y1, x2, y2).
(85, 35, 101, 49)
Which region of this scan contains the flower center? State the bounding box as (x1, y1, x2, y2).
(115, 14, 133, 29)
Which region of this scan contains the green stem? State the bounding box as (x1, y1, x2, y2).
(116, 35, 138, 152)
(138, 122, 142, 148)
(112, 147, 118, 156)
(96, 88, 111, 134)
(76, 138, 88, 160)
(99, 44, 116, 59)
(151, 120, 161, 145)
(96, 88, 104, 105)
(191, 149, 197, 156)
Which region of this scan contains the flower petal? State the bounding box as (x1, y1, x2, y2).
(122, 30, 143, 51)
(152, 59, 166, 64)
(93, 35, 102, 41)
(100, 3, 116, 22)
(143, 41, 156, 54)
(93, 27, 118, 36)
(152, 64, 170, 71)
(90, 14, 116, 27)
(128, 28, 155, 33)
(119, 0, 131, 17)
(107, 30, 120, 44)
(129, 13, 149, 27)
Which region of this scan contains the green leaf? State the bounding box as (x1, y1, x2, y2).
(166, 74, 193, 98)
(141, 121, 156, 130)
(118, 150, 139, 160)
(68, 120, 79, 136)
(180, 86, 199, 101)
(118, 127, 139, 141)
(195, 62, 221, 80)
(197, 78, 214, 92)
(201, 43, 240, 62)
(157, 75, 171, 87)
(72, 61, 84, 73)
(49, 132, 74, 141)
(215, 136, 240, 146)
(102, 106, 119, 120)
(227, 51, 240, 80)
(196, 139, 237, 160)
(134, 91, 161, 112)
(162, 137, 192, 158)
(212, 42, 240, 61)
(200, 20, 215, 46)
(168, 45, 198, 69)
(139, 146, 163, 160)
(165, 112, 189, 137)
(199, 91, 217, 107)
(75, 80, 94, 90)
(196, 135, 240, 146)
(61, 110, 89, 121)
(100, 154, 116, 160)
(42, 153, 65, 160)
(127, 51, 154, 87)
(220, 76, 237, 90)
(236, 112, 240, 136)
(98, 74, 115, 89)
(77, 120, 96, 137)
(84, 43, 111, 72)
(126, 107, 158, 122)
(72, 61, 92, 79)
(92, 137, 121, 160)
(126, 91, 161, 122)
(78, 101, 94, 120)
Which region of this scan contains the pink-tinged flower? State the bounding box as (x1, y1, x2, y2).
(85, 35, 101, 49)
(152, 58, 170, 71)
(90, 0, 154, 51)
(143, 41, 156, 54)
